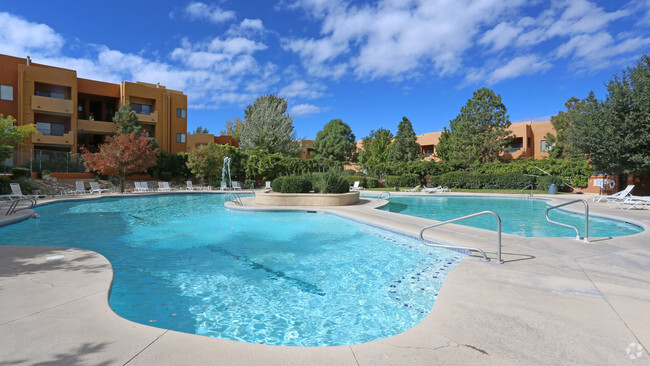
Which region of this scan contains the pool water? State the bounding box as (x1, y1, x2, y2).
(379, 195, 642, 237)
(0, 194, 464, 346)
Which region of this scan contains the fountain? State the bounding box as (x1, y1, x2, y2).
(221, 157, 232, 189)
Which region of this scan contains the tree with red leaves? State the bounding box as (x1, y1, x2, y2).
(81, 132, 158, 192)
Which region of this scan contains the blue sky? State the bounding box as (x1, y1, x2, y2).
(1, 1, 649, 140)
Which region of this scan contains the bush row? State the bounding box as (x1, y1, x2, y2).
(345, 175, 378, 189)
(272, 172, 351, 194)
(428, 171, 570, 191)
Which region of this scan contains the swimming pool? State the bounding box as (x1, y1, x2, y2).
(377, 195, 642, 237)
(0, 194, 464, 346)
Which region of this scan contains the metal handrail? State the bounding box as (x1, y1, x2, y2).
(4, 197, 36, 215)
(225, 192, 243, 206)
(377, 191, 391, 201)
(545, 199, 589, 242)
(419, 211, 503, 264)
(521, 184, 534, 198)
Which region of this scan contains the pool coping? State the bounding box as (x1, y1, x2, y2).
(1, 191, 650, 364)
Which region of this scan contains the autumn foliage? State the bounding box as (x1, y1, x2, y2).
(81, 132, 158, 192)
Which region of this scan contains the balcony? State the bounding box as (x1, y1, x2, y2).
(136, 111, 158, 124)
(31, 95, 74, 115)
(31, 131, 74, 146)
(78, 119, 116, 134)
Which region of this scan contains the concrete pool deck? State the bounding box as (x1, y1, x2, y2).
(0, 191, 649, 365)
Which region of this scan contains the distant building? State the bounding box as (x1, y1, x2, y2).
(0, 54, 188, 161)
(186, 133, 239, 153)
(416, 120, 556, 161)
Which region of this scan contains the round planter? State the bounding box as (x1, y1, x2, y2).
(255, 191, 360, 206)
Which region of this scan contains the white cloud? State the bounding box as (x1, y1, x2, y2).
(290, 103, 323, 116)
(240, 18, 264, 31)
(487, 55, 552, 84)
(0, 12, 64, 57)
(278, 80, 326, 99)
(183, 2, 236, 23)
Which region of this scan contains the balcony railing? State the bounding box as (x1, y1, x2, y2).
(31, 95, 74, 115)
(77, 119, 116, 134)
(136, 111, 158, 124)
(31, 131, 74, 146)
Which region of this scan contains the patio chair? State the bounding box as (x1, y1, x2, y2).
(73, 181, 87, 195)
(350, 181, 364, 190)
(422, 186, 442, 194)
(220, 181, 229, 191)
(141, 182, 153, 192)
(9, 183, 38, 206)
(186, 181, 194, 191)
(616, 195, 650, 210)
(89, 181, 109, 194)
(400, 185, 421, 192)
(593, 185, 634, 202)
(265, 181, 272, 192)
(158, 182, 172, 191)
(133, 182, 147, 193)
(232, 181, 242, 190)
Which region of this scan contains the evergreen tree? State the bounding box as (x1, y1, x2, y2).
(388, 116, 422, 162)
(240, 95, 300, 155)
(436, 88, 512, 164)
(359, 128, 393, 178)
(313, 119, 356, 163)
(545, 97, 584, 159)
(569, 55, 650, 174)
(194, 126, 210, 134)
(114, 102, 142, 135)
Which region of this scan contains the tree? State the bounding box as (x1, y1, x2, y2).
(243, 149, 284, 180)
(194, 126, 210, 134)
(569, 54, 650, 174)
(313, 119, 356, 164)
(358, 128, 393, 178)
(545, 97, 584, 159)
(81, 133, 158, 192)
(240, 95, 300, 155)
(186, 143, 242, 186)
(220, 117, 243, 141)
(389, 116, 422, 162)
(436, 88, 512, 164)
(0, 115, 37, 162)
(113, 102, 142, 135)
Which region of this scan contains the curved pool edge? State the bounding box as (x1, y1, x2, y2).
(2, 192, 650, 364)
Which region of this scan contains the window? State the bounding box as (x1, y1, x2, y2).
(131, 103, 152, 115)
(0, 85, 13, 101)
(176, 108, 187, 118)
(176, 133, 186, 143)
(35, 90, 65, 99)
(505, 141, 523, 153)
(424, 148, 434, 157)
(540, 140, 551, 152)
(36, 122, 66, 136)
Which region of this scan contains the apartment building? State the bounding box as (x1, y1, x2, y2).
(417, 120, 556, 161)
(0, 54, 188, 161)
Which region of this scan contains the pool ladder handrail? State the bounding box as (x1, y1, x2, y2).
(419, 210, 503, 264)
(377, 191, 390, 201)
(545, 199, 589, 242)
(521, 184, 534, 198)
(4, 197, 36, 216)
(225, 192, 243, 206)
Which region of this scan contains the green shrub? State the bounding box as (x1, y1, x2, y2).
(365, 177, 378, 188)
(429, 171, 536, 190)
(280, 175, 312, 193)
(346, 175, 367, 188)
(11, 167, 31, 180)
(0, 177, 11, 194)
(537, 175, 568, 191)
(385, 175, 400, 187)
(399, 173, 420, 187)
(312, 172, 349, 193)
(342, 169, 358, 175)
(160, 171, 173, 182)
(272, 177, 285, 192)
(244, 179, 256, 189)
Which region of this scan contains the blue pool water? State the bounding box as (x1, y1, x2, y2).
(377, 195, 642, 237)
(0, 194, 464, 346)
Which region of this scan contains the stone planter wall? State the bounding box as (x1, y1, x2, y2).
(255, 191, 360, 206)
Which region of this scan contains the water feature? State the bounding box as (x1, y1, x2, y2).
(222, 157, 232, 189)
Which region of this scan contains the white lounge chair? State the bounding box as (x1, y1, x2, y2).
(9, 183, 39, 204)
(616, 195, 650, 210)
(158, 182, 172, 191)
(350, 181, 364, 190)
(186, 181, 194, 191)
(220, 181, 229, 191)
(89, 181, 109, 194)
(232, 181, 242, 190)
(265, 181, 272, 192)
(133, 182, 147, 192)
(400, 185, 420, 192)
(422, 186, 441, 194)
(74, 181, 87, 195)
(593, 185, 634, 202)
(141, 182, 153, 192)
